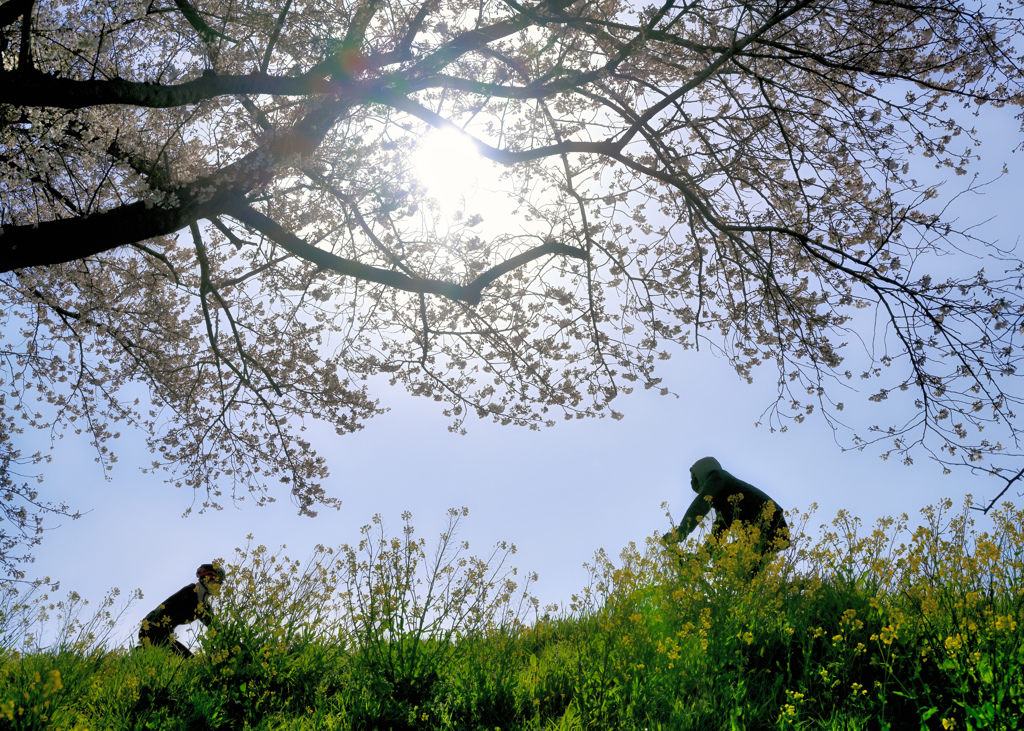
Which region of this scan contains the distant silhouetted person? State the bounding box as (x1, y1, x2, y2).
(664, 457, 789, 574)
(139, 562, 225, 657)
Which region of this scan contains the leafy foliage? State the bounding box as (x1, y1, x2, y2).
(2, 502, 1024, 729)
(1, 0, 1023, 522)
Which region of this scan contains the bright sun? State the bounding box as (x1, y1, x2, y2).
(411, 126, 486, 211)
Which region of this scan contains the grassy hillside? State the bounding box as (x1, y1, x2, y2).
(2, 499, 1023, 730)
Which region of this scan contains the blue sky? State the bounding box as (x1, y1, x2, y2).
(23, 323, 1020, 647)
(12, 100, 1024, 651)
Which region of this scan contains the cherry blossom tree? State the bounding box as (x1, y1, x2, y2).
(2, 0, 1023, 537)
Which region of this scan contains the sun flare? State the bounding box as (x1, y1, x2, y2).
(411, 127, 486, 210)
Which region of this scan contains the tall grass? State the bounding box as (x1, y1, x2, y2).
(2, 498, 1022, 730)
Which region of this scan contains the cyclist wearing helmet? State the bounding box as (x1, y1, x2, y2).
(138, 562, 225, 657)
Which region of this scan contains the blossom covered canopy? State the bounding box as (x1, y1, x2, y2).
(1, 0, 1022, 517)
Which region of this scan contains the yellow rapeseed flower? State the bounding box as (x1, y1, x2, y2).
(994, 614, 1018, 632)
(45, 670, 62, 694)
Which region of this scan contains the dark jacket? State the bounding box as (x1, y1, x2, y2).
(140, 583, 212, 641)
(668, 456, 788, 547)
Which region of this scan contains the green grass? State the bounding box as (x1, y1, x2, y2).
(3, 499, 1024, 730)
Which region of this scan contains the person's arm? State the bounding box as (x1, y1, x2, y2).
(674, 489, 716, 542)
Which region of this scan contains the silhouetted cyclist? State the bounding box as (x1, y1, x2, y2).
(138, 562, 225, 656)
(664, 457, 789, 574)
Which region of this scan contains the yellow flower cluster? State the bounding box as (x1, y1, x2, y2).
(777, 690, 806, 724)
(993, 614, 1017, 633)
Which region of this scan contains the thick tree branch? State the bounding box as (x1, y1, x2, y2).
(0, 195, 206, 271)
(223, 199, 587, 304)
(171, 0, 235, 43)
(259, 0, 294, 74)
(0, 70, 347, 109)
(1, 91, 356, 272)
(0, 0, 31, 29)
(396, 0, 438, 62)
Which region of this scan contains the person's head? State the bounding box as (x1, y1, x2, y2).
(197, 563, 226, 595)
(689, 456, 723, 492)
